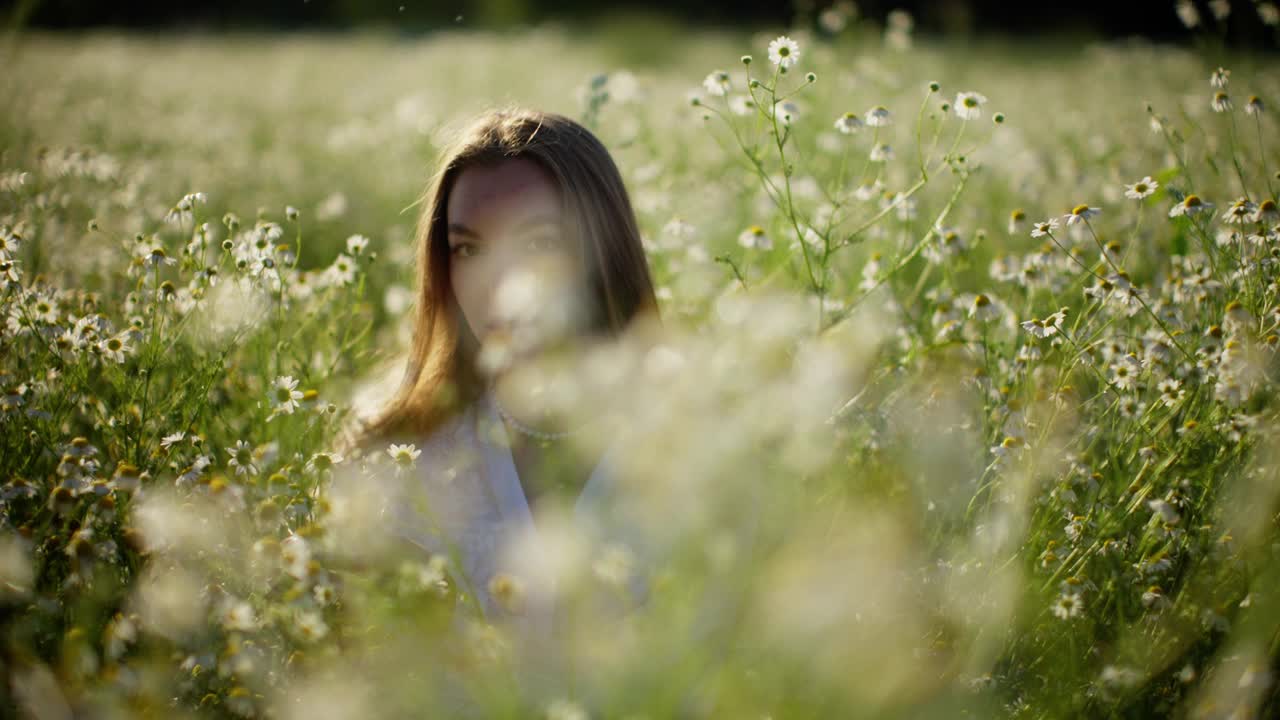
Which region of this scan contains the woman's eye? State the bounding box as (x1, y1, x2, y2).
(450, 242, 477, 258)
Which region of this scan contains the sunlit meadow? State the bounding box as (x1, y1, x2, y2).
(3, 4, 1280, 718)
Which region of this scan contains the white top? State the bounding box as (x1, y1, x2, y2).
(381, 387, 760, 712)
(382, 387, 652, 699)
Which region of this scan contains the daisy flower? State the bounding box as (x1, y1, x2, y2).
(270, 375, 304, 416)
(663, 217, 696, 241)
(833, 112, 864, 134)
(1211, 91, 1232, 113)
(864, 105, 892, 127)
(1142, 585, 1170, 610)
(248, 245, 280, 276)
(111, 462, 142, 492)
(1158, 378, 1186, 407)
(767, 36, 800, 69)
(990, 435, 1024, 459)
(737, 225, 773, 250)
(1176, 0, 1200, 27)
(771, 100, 800, 125)
(488, 572, 527, 614)
(387, 443, 422, 470)
(227, 440, 259, 477)
(869, 143, 893, 162)
(176, 455, 211, 486)
(345, 234, 370, 255)
(324, 253, 357, 286)
(1063, 204, 1101, 225)
(220, 599, 258, 632)
(924, 226, 965, 263)
(1124, 176, 1159, 200)
(702, 70, 731, 97)
(1052, 592, 1084, 620)
(968, 293, 1000, 322)
(1020, 314, 1062, 339)
(1117, 396, 1147, 420)
(954, 91, 988, 120)
(1245, 95, 1264, 115)
(854, 179, 883, 201)
(1169, 194, 1214, 218)
(0, 230, 20, 261)
(164, 192, 208, 225)
(728, 95, 755, 116)
(305, 451, 344, 474)
(98, 334, 131, 364)
(1007, 209, 1027, 234)
(313, 582, 336, 606)
(1223, 198, 1257, 224)
(160, 431, 186, 449)
(141, 245, 178, 269)
(1108, 354, 1142, 391)
(1210, 67, 1230, 88)
(280, 535, 312, 581)
(818, 5, 852, 33)
(1254, 198, 1278, 223)
(1223, 299, 1253, 330)
(295, 610, 329, 642)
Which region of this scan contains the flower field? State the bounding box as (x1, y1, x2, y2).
(3, 8, 1280, 718)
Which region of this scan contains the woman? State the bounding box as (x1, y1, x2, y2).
(340, 106, 665, 694)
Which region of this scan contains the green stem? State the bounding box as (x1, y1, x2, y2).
(1225, 110, 1253, 202)
(1254, 112, 1277, 200)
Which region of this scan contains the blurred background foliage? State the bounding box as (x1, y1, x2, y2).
(8, 0, 1280, 46)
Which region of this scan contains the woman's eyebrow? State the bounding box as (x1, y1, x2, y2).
(447, 222, 480, 238)
(448, 215, 559, 238)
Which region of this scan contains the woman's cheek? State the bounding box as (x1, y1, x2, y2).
(452, 260, 489, 339)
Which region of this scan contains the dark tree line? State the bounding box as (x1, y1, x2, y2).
(5, 0, 1279, 48)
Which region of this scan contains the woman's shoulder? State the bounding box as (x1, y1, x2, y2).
(376, 400, 495, 556)
(414, 401, 485, 484)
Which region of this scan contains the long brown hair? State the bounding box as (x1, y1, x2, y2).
(343, 106, 660, 455)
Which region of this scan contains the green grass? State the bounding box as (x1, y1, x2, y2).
(2, 14, 1280, 718)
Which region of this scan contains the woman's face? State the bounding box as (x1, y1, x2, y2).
(446, 157, 583, 370)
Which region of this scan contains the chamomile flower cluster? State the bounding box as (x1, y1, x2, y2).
(1, 21, 1278, 720)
